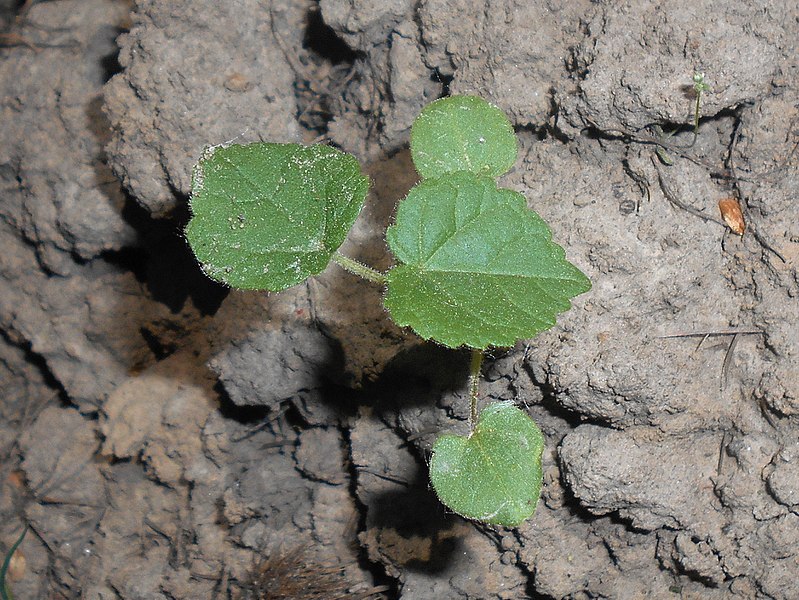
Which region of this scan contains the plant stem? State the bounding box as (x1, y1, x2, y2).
(331, 251, 387, 285)
(693, 90, 702, 134)
(687, 89, 702, 148)
(688, 72, 709, 148)
(468, 348, 484, 432)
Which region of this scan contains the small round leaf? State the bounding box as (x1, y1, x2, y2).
(410, 95, 517, 179)
(186, 142, 368, 291)
(384, 173, 591, 349)
(430, 402, 545, 527)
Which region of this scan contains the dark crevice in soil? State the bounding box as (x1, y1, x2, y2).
(513, 549, 554, 600)
(305, 365, 476, 586)
(538, 391, 599, 432)
(554, 473, 613, 535)
(580, 103, 746, 149)
(547, 94, 573, 144)
(281, 400, 318, 432)
(287, 3, 361, 138)
(515, 86, 568, 142)
(102, 197, 228, 315)
(363, 447, 452, 545)
(372, 345, 469, 412)
(521, 361, 584, 431)
(313, 382, 366, 420)
(304, 5, 357, 65)
(515, 122, 551, 142)
(519, 365, 637, 530)
(138, 324, 178, 361)
(430, 68, 453, 98)
(214, 382, 273, 425)
(97, 25, 125, 83)
(341, 424, 402, 599)
(0, 329, 72, 409)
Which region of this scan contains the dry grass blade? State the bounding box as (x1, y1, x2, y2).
(249, 545, 388, 600)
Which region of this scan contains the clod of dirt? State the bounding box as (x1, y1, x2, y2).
(104, 0, 302, 216)
(560, 425, 724, 531)
(3, 0, 799, 597)
(765, 443, 799, 510)
(209, 322, 339, 412)
(555, 2, 796, 135)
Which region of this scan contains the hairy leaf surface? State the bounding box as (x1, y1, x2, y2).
(186, 142, 368, 291)
(385, 173, 591, 349)
(430, 402, 545, 527)
(411, 95, 517, 179)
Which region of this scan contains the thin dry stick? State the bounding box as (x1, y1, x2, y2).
(659, 328, 764, 390)
(717, 431, 729, 475)
(721, 332, 740, 390)
(652, 157, 725, 226)
(468, 349, 484, 432)
(758, 394, 778, 429)
(726, 119, 788, 264)
(268, 0, 307, 78)
(0, 32, 38, 50)
(658, 328, 764, 338)
(586, 120, 734, 176)
(358, 469, 409, 487)
(694, 333, 711, 352)
(230, 404, 290, 443)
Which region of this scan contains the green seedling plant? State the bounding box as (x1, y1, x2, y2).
(186, 95, 591, 526)
(654, 71, 711, 164)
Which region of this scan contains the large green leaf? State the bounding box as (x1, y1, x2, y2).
(186, 142, 369, 291)
(410, 95, 517, 179)
(384, 173, 591, 349)
(429, 402, 545, 527)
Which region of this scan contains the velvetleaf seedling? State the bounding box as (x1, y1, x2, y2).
(186, 95, 591, 527)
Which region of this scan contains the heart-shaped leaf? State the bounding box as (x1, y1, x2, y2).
(384, 173, 591, 349)
(411, 95, 517, 179)
(429, 402, 545, 526)
(186, 142, 369, 291)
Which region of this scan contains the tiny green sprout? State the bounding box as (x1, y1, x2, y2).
(692, 71, 711, 94)
(186, 95, 591, 526)
(654, 71, 712, 162)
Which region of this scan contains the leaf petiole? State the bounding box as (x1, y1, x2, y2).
(468, 348, 483, 432)
(331, 251, 387, 285)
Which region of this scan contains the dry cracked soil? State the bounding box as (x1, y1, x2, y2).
(1, 1, 798, 599)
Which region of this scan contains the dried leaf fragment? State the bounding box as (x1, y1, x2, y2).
(224, 72, 250, 92)
(7, 547, 26, 582)
(718, 197, 745, 235)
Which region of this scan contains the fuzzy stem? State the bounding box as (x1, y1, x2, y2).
(693, 90, 702, 135)
(468, 349, 484, 432)
(688, 73, 709, 148)
(331, 252, 386, 285)
(687, 89, 702, 148)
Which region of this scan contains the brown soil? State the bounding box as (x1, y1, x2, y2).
(1, 1, 798, 598)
